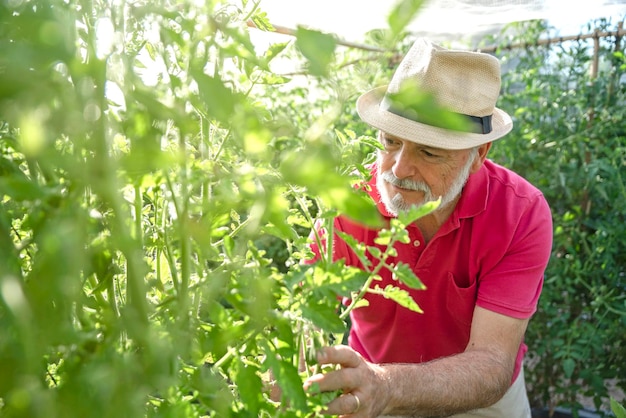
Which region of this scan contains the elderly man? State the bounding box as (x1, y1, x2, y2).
(303, 38, 553, 417)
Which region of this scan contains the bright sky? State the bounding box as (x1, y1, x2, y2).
(257, 0, 626, 47)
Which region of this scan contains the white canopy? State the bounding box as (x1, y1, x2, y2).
(259, 0, 626, 47)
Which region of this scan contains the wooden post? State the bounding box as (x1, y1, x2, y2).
(590, 30, 600, 79)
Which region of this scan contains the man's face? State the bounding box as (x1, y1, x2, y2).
(376, 132, 480, 216)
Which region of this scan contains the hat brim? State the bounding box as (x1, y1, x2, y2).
(356, 86, 513, 150)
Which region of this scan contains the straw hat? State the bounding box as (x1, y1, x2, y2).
(356, 38, 512, 150)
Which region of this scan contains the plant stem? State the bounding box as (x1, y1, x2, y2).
(340, 234, 400, 320)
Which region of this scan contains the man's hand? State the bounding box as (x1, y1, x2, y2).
(303, 345, 390, 417)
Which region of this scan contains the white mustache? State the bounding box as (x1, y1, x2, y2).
(380, 170, 431, 194)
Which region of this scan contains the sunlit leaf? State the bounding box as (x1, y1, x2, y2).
(386, 80, 472, 132)
(310, 263, 369, 297)
(320, 187, 383, 229)
(264, 41, 288, 63)
(396, 198, 440, 226)
(611, 398, 626, 418)
(370, 284, 423, 313)
(388, 0, 426, 38)
(392, 262, 426, 290)
(295, 27, 337, 77)
(191, 68, 240, 125)
(335, 231, 371, 268)
(373, 229, 393, 246)
(250, 10, 274, 32)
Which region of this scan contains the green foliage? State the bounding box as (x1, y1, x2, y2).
(612, 398, 626, 418)
(2, 0, 622, 416)
(487, 19, 626, 414)
(387, 0, 426, 40)
(0, 0, 420, 417)
(295, 27, 337, 77)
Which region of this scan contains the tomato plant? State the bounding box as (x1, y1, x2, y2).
(1, 2, 624, 417)
(0, 0, 426, 417)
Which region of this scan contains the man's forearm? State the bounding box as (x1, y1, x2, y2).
(379, 348, 513, 417)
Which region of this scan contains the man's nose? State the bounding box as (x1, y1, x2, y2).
(391, 148, 418, 180)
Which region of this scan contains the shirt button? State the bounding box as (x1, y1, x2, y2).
(413, 240, 420, 247)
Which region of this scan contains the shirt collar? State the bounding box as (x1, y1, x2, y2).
(454, 161, 490, 220)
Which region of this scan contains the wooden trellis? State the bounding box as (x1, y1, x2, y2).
(478, 21, 625, 79)
(248, 20, 626, 80)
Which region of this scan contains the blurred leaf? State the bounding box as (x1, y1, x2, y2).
(386, 80, 472, 132)
(192, 367, 234, 414)
(263, 41, 289, 65)
(320, 187, 383, 229)
(257, 72, 291, 84)
(190, 69, 241, 124)
(301, 299, 347, 333)
(388, 0, 426, 38)
(295, 27, 337, 77)
(611, 398, 626, 418)
(234, 359, 263, 413)
(373, 229, 393, 246)
(261, 340, 308, 410)
(0, 176, 46, 201)
(250, 10, 274, 32)
(562, 358, 576, 378)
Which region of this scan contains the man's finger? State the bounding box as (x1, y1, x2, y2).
(317, 344, 363, 368)
(325, 392, 362, 416)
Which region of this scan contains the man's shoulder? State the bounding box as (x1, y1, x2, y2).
(482, 159, 544, 201)
(477, 160, 552, 233)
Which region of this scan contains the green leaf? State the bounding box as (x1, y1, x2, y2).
(263, 41, 289, 63)
(0, 177, 46, 201)
(321, 187, 383, 229)
(311, 263, 370, 297)
(359, 135, 385, 151)
(257, 72, 291, 85)
(192, 367, 234, 414)
(301, 299, 347, 333)
(234, 359, 263, 413)
(562, 358, 576, 378)
(261, 340, 308, 410)
(370, 284, 423, 313)
(387, 0, 426, 38)
(190, 68, 240, 125)
(611, 398, 626, 418)
(334, 232, 368, 267)
(250, 10, 274, 32)
(386, 80, 472, 132)
(280, 145, 340, 191)
(295, 27, 337, 77)
(392, 262, 426, 290)
(373, 229, 393, 246)
(307, 384, 342, 410)
(368, 246, 382, 259)
(396, 198, 441, 226)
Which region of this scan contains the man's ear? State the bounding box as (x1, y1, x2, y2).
(470, 142, 492, 174)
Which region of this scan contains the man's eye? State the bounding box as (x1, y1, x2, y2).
(422, 150, 437, 157)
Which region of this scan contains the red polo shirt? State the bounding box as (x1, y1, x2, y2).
(310, 159, 553, 382)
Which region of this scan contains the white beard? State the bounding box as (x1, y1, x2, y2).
(377, 148, 478, 216)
